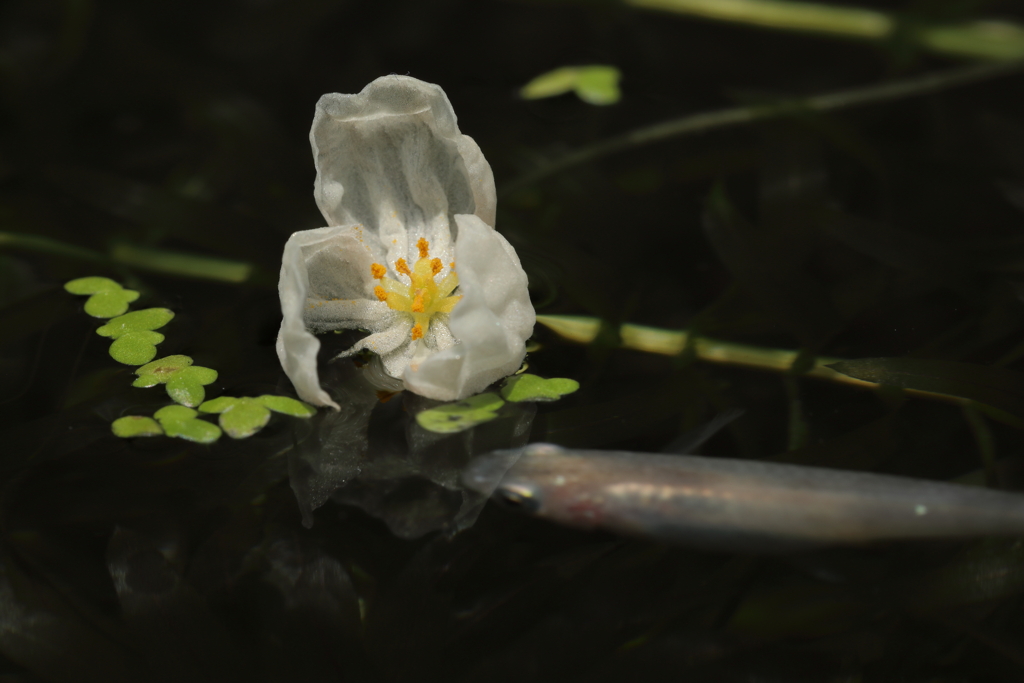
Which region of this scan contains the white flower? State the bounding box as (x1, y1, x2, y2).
(276, 76, 535, 409)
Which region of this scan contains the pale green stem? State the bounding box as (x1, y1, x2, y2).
(535, 314, 960, 403)
(624, 0, 1024, 61)
(109, 243, 252, 283)
(0, 231, 253, 283)
(500, 60, 1024, 196)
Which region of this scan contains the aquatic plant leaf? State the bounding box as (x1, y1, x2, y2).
(132, 354, 193, 385)
(199, 395, 317, 438)
(110, 415, 162, 438)
(199, 397, 271, 439)
(108, 330, 165, 365)
(520, 66, 621, 105)
(95, 308, 175, 338)
(166, 367, 219, 407)
(133, 355, 218, 407)
(64, 276, 140, 318)
(153, 405, 221, 443)
(501, 374, 579, 402)
(63, 276, 121, 295)
(255, 395, 317, 417)
(828, 358, 1024, 417)
(415, 393, 505, 434)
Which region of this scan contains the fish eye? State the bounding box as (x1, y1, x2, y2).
(494, 485, 541, 514)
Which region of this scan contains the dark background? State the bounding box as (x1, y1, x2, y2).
(5, 0, 1024, 681)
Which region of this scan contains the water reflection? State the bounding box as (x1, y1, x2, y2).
(288, 359, 536, 538)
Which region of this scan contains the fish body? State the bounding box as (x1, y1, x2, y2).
(462, 443, 1024, 550)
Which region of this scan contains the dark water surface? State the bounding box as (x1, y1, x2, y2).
(5, 0, 1024, 681)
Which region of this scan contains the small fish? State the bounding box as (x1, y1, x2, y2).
(462, 443, 1024, 551)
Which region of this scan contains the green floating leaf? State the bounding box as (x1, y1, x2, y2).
(415, 393, 505, 434)
(520, 65, 621, 105)
(111, 415, 163, 438)
(133, 355, 218, 407)
(255, 394, 317, 417)
(501, 374, 580, 402)
(108, 330, 165, 365)
(64, 276, 140, 318)
(96, 308, 175, 338)
(154, 405, 221, 443)
(198, 394, 317, 439)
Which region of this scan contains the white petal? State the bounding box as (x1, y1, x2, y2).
(336, 317, 413, 365)
(310, 76, 495, 266)
(277, 225, 390, 410)
(403, 214, 535, 401)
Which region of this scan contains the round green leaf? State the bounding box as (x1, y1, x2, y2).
(218, 401, 272, 439)
(65, 276, 122, 295)
(154, 405, 221, 443)
(177, 365, 218, 385)
(83, 289, 140, 318)
(111, 415, 163, 438)
(166, 376, 207, 407)
(415, 393, 505, 434)
(96, 308, 175, 338)
(501, 374, 580, 402)
(198, 396, 235, 413)
(161, 417, 222, 443)
(108, 330, 165, 365)
(135, 355, 193, 381)
(256, 395, 317, 417)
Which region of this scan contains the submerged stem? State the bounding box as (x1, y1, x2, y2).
(501, 60, 1024, 196)
(535, 314, 961, 405)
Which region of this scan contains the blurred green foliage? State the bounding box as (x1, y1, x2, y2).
(520, 65, 622, 105)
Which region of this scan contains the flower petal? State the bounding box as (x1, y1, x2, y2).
(277, 225, 390, 410)
(335, 316, 414, 374)
(403, 214, 535, 401)
(310, 75, 495, 267)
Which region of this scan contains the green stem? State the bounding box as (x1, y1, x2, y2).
(500, 60, 1024, 196)
(627, 0, 891, 39)
(0, 232, 253, 283)
(624, 0, 1024, 61)
(535, 314, 960, 404)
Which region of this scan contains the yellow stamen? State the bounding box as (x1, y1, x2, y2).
(367, 236, 462, 341)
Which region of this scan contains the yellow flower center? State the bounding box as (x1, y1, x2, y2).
(371, 237, 461, 341)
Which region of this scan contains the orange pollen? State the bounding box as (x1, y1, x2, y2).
(411, 290, 425, 313)
(410, 324, 424, 341)
(417, 237, 430, 259)
(395, 258, 411, 276)
(370, 263, 386, 279)
(449, 262, 455, 269)
(430, 258, 443, 275)
(373, 286, 388, 302)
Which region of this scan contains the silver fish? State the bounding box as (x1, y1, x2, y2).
(462, 443, 1024, 551)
